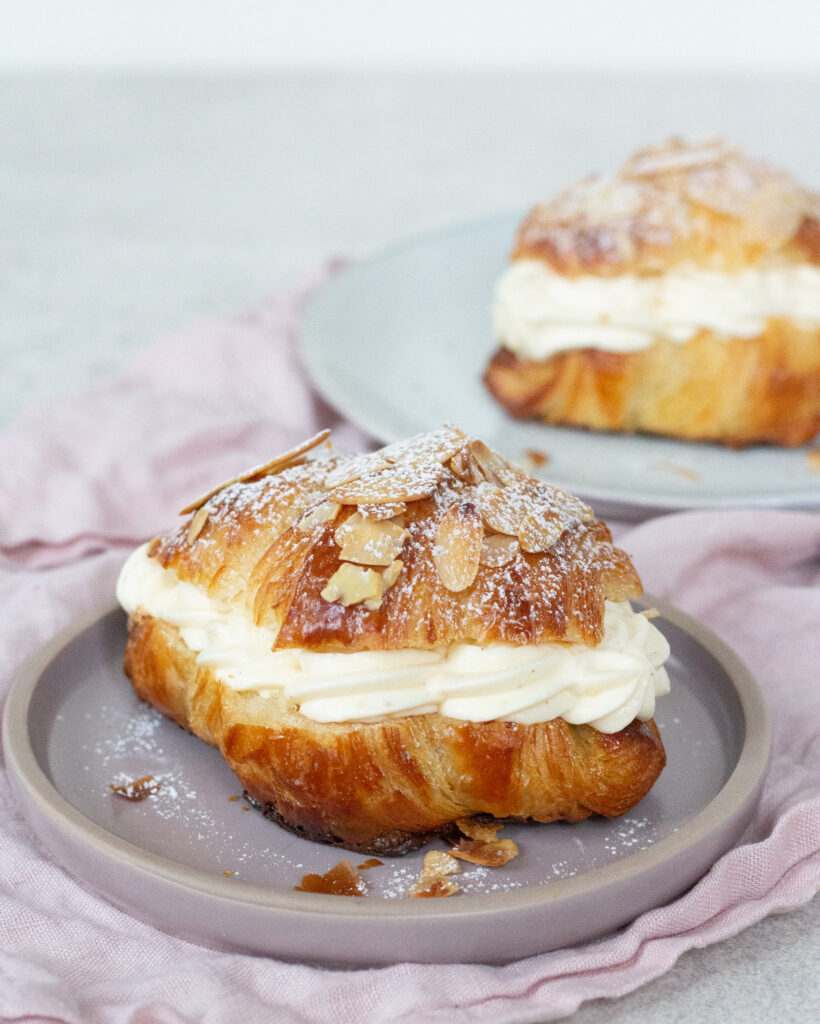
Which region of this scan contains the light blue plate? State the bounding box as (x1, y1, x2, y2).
(300, 214, 820, 518)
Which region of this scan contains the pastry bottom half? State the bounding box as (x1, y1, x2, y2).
(123, 612, 667, 855)
(484, 321, 820, 447)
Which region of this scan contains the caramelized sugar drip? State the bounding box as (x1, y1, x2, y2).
(294, 859, 365, 896)
(109, 775, 161, 801)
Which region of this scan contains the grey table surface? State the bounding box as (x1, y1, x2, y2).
(1, 73, 818, 1020)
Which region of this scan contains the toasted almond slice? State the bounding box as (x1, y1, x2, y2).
(334, 513, 408, 566)
(320, 563, 383, 608)
(410, 850, 461, 898)
(518, 509, 565, 553)
(324, 452, 390, 489)
(357, 501, 407, 520)
(180, 429, 331, 514)
(547, 485, 594, 522)
(455, 818, 504, 842)
(381, 559, 403, 590)
(448, 446, 484, 486)
(330, 463, 444, 505)
(449, 838, 519, 867)
(476, 485, 526, 536)
(296, 500, 341, 533)
(433, 501, 483, 592)
(478, 534, 519, 568)
(380, 424, 466, 466)
(186, 505, 210, 545)
(467, 439, 509, 485)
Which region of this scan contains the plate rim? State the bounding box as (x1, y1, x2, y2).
(299, 215, 820, 513)
(4, 596, 771, 926)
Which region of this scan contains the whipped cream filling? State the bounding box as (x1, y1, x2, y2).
(117, 543, 671, 733)
(493, 259, 820, 358)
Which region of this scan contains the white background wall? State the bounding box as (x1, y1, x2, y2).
(3, 0, 819, 73)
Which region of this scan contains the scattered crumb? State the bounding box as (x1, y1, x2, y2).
(295, 859, 366, 897)
(450, 819, 519, 866)
(228, 795, 239, 802)
(523, 448, 550, 468)
(641, 607, 661, 620)
(807, 448, 820, 473)
(410, 850, 461, 898)
(651, 461, 701, 481)
(224, 870, 234, 877)
(357, 858, 384, 870)
(241, 806, 250, 811)
(109, 775, 161, 802)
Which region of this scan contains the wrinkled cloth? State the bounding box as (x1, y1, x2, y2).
(1, 272, 818, 1024)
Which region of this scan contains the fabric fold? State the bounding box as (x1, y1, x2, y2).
(1, 273, 818, 1024)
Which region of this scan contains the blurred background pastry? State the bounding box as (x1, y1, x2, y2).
(486, 137, 820, 446)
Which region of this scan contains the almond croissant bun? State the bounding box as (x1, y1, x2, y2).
(486, 136, 820, 446)
(118, 426, 669, 855)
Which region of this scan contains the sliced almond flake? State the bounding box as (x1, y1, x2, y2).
(467, 439, 524, 486)
(411, 877, 460, 899)
(641, 607, 661, 620)
(186, 505, 210, 545)
(449, 838, 519, 867)
(379, 424, 466, 466)
(179, 429, 331, 514)
(330, 462, 444, 505)
(433, 501, 483, 593)
(549, 487, 595, 524)
(410, 850, 461, 898)
(518, 509, 565, 553)
(324, 452, 390, 489)
(625, 138, 729, 177)
(479, 534, 520, 568)
(357, 501, 406, 520)
(455, 818, 504, 842)
(475, 485, 526, 536)
(320, 563, 383, 608)
(381, 559, 403, 590)
(334, 512, 408, 566)
(448, 446, 484, 486)
(296, 500, 341, 534)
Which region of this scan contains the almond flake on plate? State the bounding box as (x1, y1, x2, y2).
(409, 850, 461, 899)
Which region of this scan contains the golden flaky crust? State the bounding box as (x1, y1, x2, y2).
(125, 613, 665, 855)
(489, 138, 820, 446)
(485, 322, 820, 447)
(512, 136, 819, 276)
(123, 427, 665, 854)
(149, 427, 641, 649)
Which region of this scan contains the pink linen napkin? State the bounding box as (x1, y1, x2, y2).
(1, 271, 818, 1024)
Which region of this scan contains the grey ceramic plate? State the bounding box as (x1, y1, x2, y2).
(4, 598, 769, 966)
(300, 214, 820, 518)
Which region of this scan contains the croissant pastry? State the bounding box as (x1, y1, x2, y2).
(485, 137, 820, 447)
(118, 426, 670, 855)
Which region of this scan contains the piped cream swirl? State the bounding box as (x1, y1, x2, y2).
(117, 543, 670, 733)
(493, 258, 820, 358)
